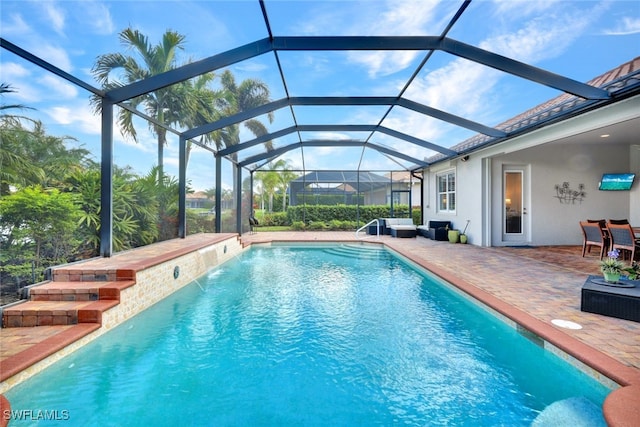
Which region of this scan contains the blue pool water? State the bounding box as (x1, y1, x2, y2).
(5, 244, 609, 426)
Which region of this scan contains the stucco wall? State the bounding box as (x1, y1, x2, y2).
(495, 142, 631, 245)
(422, 95, 639, 247)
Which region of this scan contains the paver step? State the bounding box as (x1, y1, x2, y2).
(29, 280, 135, 302)
(2, 300, 119, 327)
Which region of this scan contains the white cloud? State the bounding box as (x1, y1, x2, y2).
(394, 1, 607, 148)
(482, 12, 592, 63)
(235, 62, 269, 73)
(37, 75, 79, 100)
(0, 61, 31, 80)
(0, 63, 43, 103)
(164, 156, 179, 169)
(345, 0, 441, 77)
(1, 13, 32, 36)
(603, 17, 640, 36)
(292, 0, 442, 78)
(404, 59, 495, 120)
(30, 43, 74, 73)
(311, 132, 351, 141)
(78, 1, 115, 35)
(45, 105, 100, 135)
(43, 2, 66, 36)
(348, 50, 420, 78)
(491, 0, 562, 16)
(47, 106, 77, 125)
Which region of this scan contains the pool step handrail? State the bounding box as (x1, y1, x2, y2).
(356, 219, 380, 240)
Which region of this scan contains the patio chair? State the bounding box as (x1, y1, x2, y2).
(579, 221, 609, 259)
(606, 222, 640, 261)
(608, 219, 629, 225)
(249, 216, 259, 234)
(586, 219, 606, 227)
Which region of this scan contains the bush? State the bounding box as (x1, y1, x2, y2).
(286, 204, 419, 225)
(186, 211, 215, 234)
(291, 221, 306, 230)
(327, 219, 356, 230)
(307, 221, 328, 230)
(260, 212, 289, 226)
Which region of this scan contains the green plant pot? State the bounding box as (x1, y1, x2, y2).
(459, 234, 468, 244)
(448, 229, 460, 243)
(602, 271, 621, 283)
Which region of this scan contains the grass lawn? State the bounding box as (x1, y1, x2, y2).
(254, 226, 291, 232)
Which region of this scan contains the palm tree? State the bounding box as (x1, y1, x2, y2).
(274, 160, 298, 212)
(206, 70, 275, 219)
(0, 83, 33, 118)
(255, 169, 280, 213)
(255, 160, 295, 213)
(91, 28, 201, 179)
(179, 73, 219, 165)
(0, 83, 40, 195)
(213, 70, 274, 157)
(1, 86, 90, 195)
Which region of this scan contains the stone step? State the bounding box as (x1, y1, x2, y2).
(28, 280, 135, 302)
(2, 300, 119, 327)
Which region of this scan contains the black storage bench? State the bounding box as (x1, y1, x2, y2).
(581, 275, 640, 322)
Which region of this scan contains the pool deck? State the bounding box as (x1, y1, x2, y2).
(1, 231, 639, 425)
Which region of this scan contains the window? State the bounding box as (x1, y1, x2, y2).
(437, 170, 456, 213)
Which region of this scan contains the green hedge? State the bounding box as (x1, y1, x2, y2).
(259, 212, 288, 226)
(290, 220, 358, 231)
(286, 204, 418, 225)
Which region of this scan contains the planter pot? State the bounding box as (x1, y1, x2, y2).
(459, 234, 468, 244)
(448, 229, 460, 243)
(602, 271, 621, 283)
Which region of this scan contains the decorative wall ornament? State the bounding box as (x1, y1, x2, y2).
(554, 182, 586, 204)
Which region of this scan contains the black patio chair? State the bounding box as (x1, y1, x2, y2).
(249, 216, 259, 234)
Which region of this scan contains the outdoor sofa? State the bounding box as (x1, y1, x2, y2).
(382, 218, 417, 238)
(417, 220, 452, 241)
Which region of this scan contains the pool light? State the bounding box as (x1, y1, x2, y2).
(551, 319, 583, 330)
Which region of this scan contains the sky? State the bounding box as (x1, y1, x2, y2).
(1, 0, 639, 192)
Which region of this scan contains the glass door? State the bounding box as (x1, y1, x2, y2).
(503, 167, 528, 242)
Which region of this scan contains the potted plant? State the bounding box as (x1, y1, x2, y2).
(448, 228, 460, 243)
(624, 261, 639, 280)
(600, 249, 624, 283)
(459, 220, 470, 244)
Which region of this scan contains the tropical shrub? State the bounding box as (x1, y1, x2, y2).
(0, 186, 82, 287)
(261, 212, 288, 227)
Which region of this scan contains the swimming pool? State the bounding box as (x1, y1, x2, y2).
(5, 244, 609, 425)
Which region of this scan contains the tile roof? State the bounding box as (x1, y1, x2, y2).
(428, 56, 640, 163)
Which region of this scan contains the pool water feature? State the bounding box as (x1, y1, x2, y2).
(5, 244, 609, 426)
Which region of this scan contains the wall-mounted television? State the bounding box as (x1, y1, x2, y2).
(598, 173, 636, 191)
